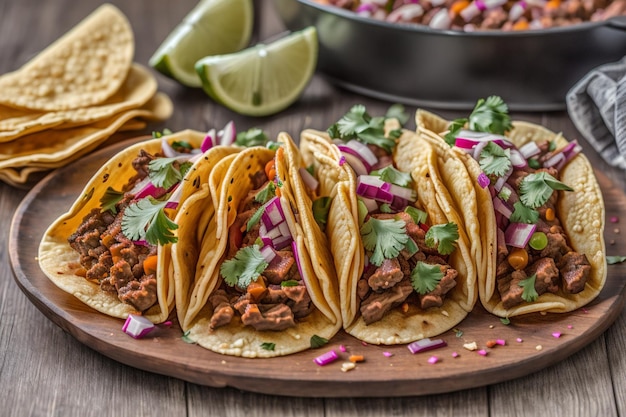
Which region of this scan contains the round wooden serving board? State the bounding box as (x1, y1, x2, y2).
(9, 138, 626, 398)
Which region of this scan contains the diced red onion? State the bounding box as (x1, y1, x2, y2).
(356, 3, 377, 14)
(261, 197, 285, 229)
(407, 338, 447, 354)
(278, 221, 291, 239)
(493, 166, 513, 192)
(391, 195, 409, 211)
(299, 167, 319, 191)
(504, 222, 537, 248)
(134, 179, 167, 200)
(519, 140, 541, 159)
(338, 155, 346, 166)
(260, 245, 277, 263)
(361, 197, 379, 212)
(161, 137, 178, 157)
(477, 172, 490, 188)
(122, 314, 155, 339)
(201, 128, 216, 152)
(272, 235, 292, 250)
(510, 148, 527, 169)
(340, 152, 369, 177)
(543, 152, 565, 169)
(472, 140, 489, 160)
(218, 121, 236, 146)
(387, 4, 424, 22)
(429, 8, 451, 29)
(261, 236, 273, 247)
(133, 239, 149, 246)
(313, 350, 339, 366)
(493, 196, 514, 219)
(389, 183, 417, 202)
(345, 140, 378, 166)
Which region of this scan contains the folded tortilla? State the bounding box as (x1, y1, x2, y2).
(38, 130, 235, 323)
(299, 128, 477, 344)
(177, 133, 342, 357)
(416, 109, 607, 317)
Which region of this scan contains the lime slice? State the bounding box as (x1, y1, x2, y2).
(149, 0, 253, 87)
(195, 27, 318, 117)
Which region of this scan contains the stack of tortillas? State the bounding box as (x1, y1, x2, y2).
(0, 3, 173, 187)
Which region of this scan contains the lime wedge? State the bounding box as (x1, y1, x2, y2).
(195, 27, 318, 117)
(149, 0, 253, 87)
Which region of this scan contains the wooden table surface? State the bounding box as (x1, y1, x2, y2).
(1, 0, 625, 416)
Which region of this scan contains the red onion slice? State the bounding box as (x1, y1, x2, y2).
(407, 338, 447, 354)
(504, 222, 537, 248)
(122, 314, 155, 339)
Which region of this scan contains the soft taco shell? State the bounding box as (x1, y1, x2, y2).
(416, 109, 606, 317)
(300, 128, 477, 344)
(180, 134, 342, 357)
(38, 130, 214, 323)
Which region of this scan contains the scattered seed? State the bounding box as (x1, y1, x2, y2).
(516, 338, 523, 343)
(341, 362, 356, 372)
(567, 325, 573, 329)
(489, 325, 494, 329)
(536, 345, 543, 351)
(610, 216, 619, 223)
(463, 342, 478, 351)
(614, 228, 620, 234)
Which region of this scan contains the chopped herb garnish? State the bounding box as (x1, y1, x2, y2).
(235, 127, 268, 147)
(404, 206, 428, 224)
(519, 171, 574, 209)
(454, 328, 464, 337)
(528, 158, 541, 169)
(266, 141, 282, 151)
(385, 103, 409, 125)
(246, 205, 265, 232)
(498, 186, 512, 201)
(148, 157, 192, 189)
(500, 317, 511, 325)
(306, 163, 315, 176)
(328, 104, 396, 153)
(281, 280, 300, 287)
(100, 186, 123, 214)
(371, 165, 413, 187)
(404, 237, 419, 257)
(260, 342, 276, 351)
(360, 217, 408, 266)
(425, 223, 459, 255)
(220, 245, 268, 289)
(479, 142, 511, 177)
(312, 196, 332, 228)
(467, 96, 512, 135)
(152, 128, 173, 138)
(444, 118, 468, 146)
(254, 182, 276, 204)
(171, 140, 193, 151)
(379, 203, 393, 213)
(410, 262, 444, 295)
(548, 140, 557, 152)
(519, 274, 539, 303)
(181, 330, 196, 344)
(510, 201, 539, 224)
(310, 334, 328, 349)
(607, 255, 626, 264)
(122, 197, 178, 245)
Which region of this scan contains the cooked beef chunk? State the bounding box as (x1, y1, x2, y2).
(118, 275, 157, 312)
(368, 258, 404, 291)
(527, 258, 560, 294)
(540, 230, 571, 261)
(241, 303, 295, 331)
(360, 278, 414, 325)
(263, 251, 297, 285)
(209, 289, 235, 329)
(357, 278, 371, 300)
(419, 264, 458, 309)
(560, 252, 590, 293)
(283, 285, 313, 318)
(498, 270, 527, 309)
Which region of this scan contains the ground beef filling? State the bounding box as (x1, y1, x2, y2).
(358, 211, 459, 325)
(67, 150, 160, 312)
(496, 154, 591, 309)
(209, 173, 314, 332)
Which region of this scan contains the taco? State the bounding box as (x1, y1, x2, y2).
(415, 96, 606, 317)
(176, 133, 342, 358)
(298, 105, 477, 345)
(38, 129, 239, 323)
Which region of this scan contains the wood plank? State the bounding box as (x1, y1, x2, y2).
(607, 309, 626, 416)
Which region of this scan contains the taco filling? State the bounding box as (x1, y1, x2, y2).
(212, 149, 313, 331)
(66, 137, 199, 312)
(323, 105, 461, 325)
(446, 97, 589, 309)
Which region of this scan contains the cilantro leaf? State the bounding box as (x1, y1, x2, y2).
(220, 245, 268, 289)
(171, 140, 193, 151)
(100, 187, 123, 214)
(379, 203, 393, 213)
(152, 128, 173, 138)
(444, 118, 468, 146)
(509, 201, 539, 224)
(371, 165, 413, 187)
(410, 262, 444, 294)
(181, 330, 196, 344)
(518, 274, 539, 303)
(479, 142, 511, 177)
(246, 206, 264, 232)
(385, 104, 409, 125)
(122, 197, 178, 245)
(607, 256, 626, 265)
(404, 206, 428, 224)
(498, 186, 512, 201)
(254, 182, 276, 204)
(329, 105, 396, 153)
(235, 128, 268, 147)
(500, 317, 511, 325)
(260, 342, 276, 351)
(148, 157, 191, 189)
(312, 196, 332, 228)
(425, 223, 459, 255)
(281, 280, 300, 287)
(360, 217, 409, 266)
(310, 334, 328, 349)
(468, 96, 513, 135)
(357, 198, 369, 227)
(519, 171, 574, 209)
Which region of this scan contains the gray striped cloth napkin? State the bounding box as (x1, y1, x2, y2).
(566, 56, 626, 171)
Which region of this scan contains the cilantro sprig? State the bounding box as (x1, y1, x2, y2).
(509, 201, 539, 224)
(479, 142, 511, 177)
(425, 223, 459, 255)
(371, 165, 413, 187)
(360, 217, 409, 266)
(519, 171, 574, 209)
(518, 274, 539, 303)
(148, 157, 192, 189)
(444, 96, 512, 145)
(410, 262, 444, 295)
(310, 335, 328, 349)
(328, 104, 398, 153)
(220, 245, 268, 289)
(100, 187, 123, 214)
(122, 197, 178, 245)
(235, 128, 268, 147)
